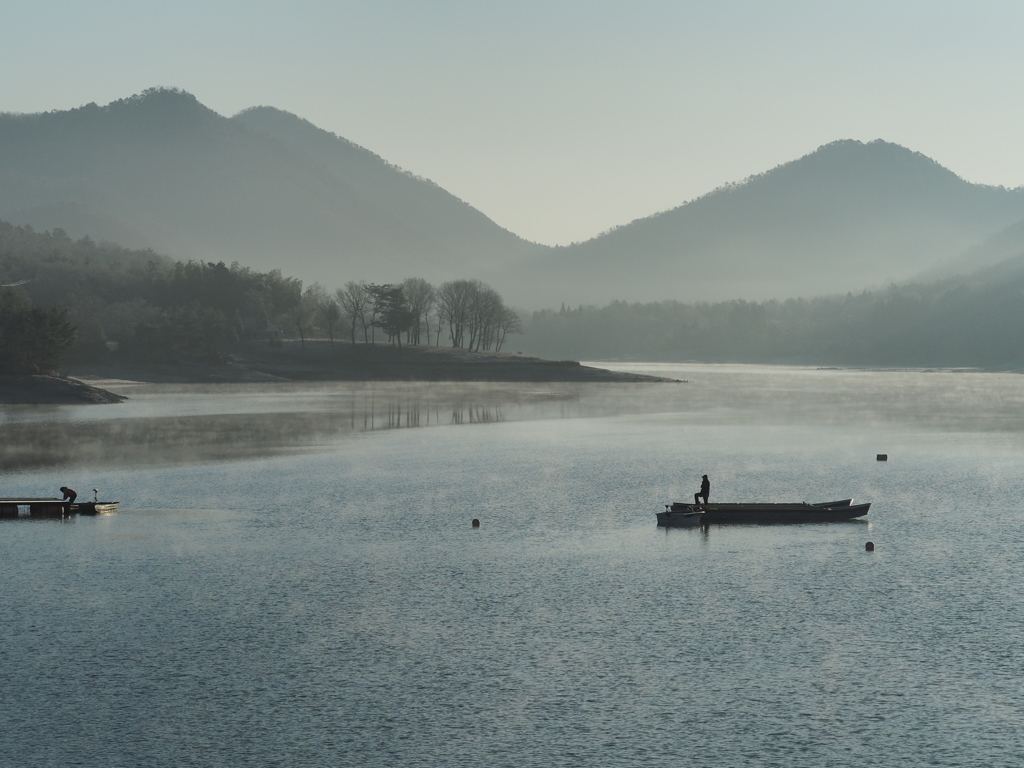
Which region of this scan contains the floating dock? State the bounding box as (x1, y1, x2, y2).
(0, 498, 119, 518)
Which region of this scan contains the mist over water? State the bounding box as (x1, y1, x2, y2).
(3, 366, 1024, 766)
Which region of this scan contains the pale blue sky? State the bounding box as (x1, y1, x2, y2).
(3, 1, 1022, 244)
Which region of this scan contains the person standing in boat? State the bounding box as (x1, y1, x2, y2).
(694, 475, 710, 507)
(60, 486, 77, 504)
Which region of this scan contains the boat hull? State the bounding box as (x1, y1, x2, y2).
(657, 501, 869, 527)
(73, 502, 119, 516)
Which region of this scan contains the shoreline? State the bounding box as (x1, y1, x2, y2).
(70, 343, 680, 386)
(5, 344, 678, 404)
(0, 375, 128, 405)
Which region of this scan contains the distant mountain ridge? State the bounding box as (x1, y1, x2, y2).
(924, 217, 1024, 280)
(0, 88, 541, 286)
(3, 89, 1024, 307)
(500, 140, 1024, 306)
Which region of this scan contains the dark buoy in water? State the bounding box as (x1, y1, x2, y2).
(877, 454, 888, 461)
(865, 541, 874, 551)
(472, 518, 480, 528)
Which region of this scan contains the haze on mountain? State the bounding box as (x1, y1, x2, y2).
(519, 247, 1024, 369)
(498, 140, 1024, 307)
(0, 88, 541, 287)
(3, 88, 1024, 309)
(923, 216, 1024, 281)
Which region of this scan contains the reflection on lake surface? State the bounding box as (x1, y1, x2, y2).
(7, 366, 1024, 471)
(0, 383, 575, 470)
(4, 365, 1024, 766)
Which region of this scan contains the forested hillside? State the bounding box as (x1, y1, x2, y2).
(0, 222, 299, 367)
(521, 256, 1024, 368)
(0, 221, 520, 374)
(0, 88, 540, 290)
(6, 214, 1024, 372)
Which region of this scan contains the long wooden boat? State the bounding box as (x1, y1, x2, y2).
(657, 499, 869, 527)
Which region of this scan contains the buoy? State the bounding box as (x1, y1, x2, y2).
(876, 454, 888, 461)
(865, 541, 874, 551)
(471, 518, 480, 528)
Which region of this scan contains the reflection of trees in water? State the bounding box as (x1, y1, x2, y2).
(449, 405, 503, 425)
(373, 400, 504, 429)
(0, 394, 518, 471)
(384, 402, 429, 429)
(0, 412, 350, 472)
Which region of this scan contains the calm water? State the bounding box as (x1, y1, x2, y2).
(3, 365, 1024, 767)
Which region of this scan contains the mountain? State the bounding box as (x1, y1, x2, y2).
(923, 216, 1024, 280)
(0, 88, 541, 287)
(4, 90, 1024, 309)
(500, 140, 1024, 306)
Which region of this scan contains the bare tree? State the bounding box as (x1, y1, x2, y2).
(402, 277, 435, 345)
(436, 279, 514, 350)
(469, 285, 503, 350)
(495, 306, 522, 351)
(432, 298, 446, 346)
(337, 281, 369, 343)
(322, 296, 341, 345)
(437, 279, 476, 348)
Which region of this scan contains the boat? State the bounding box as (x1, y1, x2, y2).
(71, 501, 120, 515)
(656, 498, 869, 527)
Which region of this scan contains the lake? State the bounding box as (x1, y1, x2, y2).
(2, 364, 1024, 767)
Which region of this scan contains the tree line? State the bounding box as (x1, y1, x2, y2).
(13, 214, 1024, 374)
(0, 289, 75, 375)
(0, 220, 521, 373)
(521, 258, 1024, 368)
(321, 278, 520, 351)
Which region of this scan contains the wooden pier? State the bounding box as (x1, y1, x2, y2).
(0, 498, 119, 518)
(0, 498, 71, 518)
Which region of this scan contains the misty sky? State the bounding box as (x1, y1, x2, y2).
(4, 0, 1022, 246)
